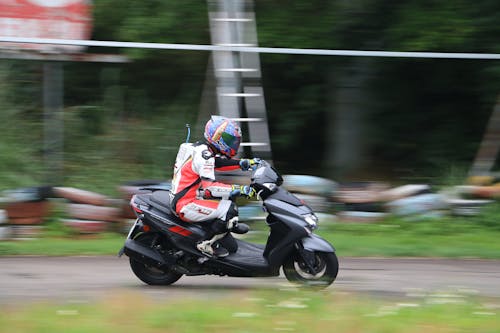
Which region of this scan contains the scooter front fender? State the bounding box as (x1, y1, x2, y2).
(302, 234, 335, 253)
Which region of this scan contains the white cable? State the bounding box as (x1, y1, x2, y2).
(1, 37, 500, 60)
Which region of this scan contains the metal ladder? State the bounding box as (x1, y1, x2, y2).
(469, 95, 500, 179)
(207, 0, 272, 160)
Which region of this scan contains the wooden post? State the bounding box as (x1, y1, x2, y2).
(43, 62, 64, 184)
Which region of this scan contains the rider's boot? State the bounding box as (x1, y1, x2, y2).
(196, 217, 231, 257)
(226, 215, 249, 235)
(196, 232, 229, 258)
(230, 222, 249, 234)
(196, 211, 243, 257)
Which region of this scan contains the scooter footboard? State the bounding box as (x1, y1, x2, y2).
(302, 234, 336, 253)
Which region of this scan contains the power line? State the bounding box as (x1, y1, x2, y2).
(1, 36, 500, 60)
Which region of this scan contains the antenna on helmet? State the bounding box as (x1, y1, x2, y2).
(185, 124, 191, 143)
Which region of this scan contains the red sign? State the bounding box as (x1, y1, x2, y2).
(0, 0, 92, 53)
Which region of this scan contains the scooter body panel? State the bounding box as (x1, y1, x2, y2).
(302, 234, 336, 253)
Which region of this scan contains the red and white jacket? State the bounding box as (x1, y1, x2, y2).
(170, 142, 240, 217)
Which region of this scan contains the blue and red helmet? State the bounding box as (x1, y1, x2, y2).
(204, 116, 242, 157)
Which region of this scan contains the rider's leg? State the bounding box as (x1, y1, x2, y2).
(179, 199, 237, 257)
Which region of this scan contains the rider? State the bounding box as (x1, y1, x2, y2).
(170, 115, 260, 257)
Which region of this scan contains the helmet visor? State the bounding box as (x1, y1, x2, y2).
(221, 131, 241, 151)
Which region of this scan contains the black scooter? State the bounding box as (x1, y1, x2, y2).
(119, 160, 338, 288)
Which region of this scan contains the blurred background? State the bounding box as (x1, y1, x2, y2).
(1, 0, 500, 236)
(2, 5, 500, 331)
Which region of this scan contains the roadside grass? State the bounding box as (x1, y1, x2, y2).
(1, 214, 500, 258)
(0, 290, 498, 333)
(315, 216, 500, 259)
(0, 233, 123, 256)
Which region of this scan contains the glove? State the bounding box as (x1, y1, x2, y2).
(230, 185, 256, 198)
(239, 158, 261, 171)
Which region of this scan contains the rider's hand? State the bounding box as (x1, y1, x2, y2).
(239, 158, 261, 171)
(230, 185, 256, 198)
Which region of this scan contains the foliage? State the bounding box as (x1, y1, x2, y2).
(385, 1, 477, 52)
(2, 0, 500, 189)
(366, 59, 496, 178)
(0, 62, 45, 188)
(257, 0, 500, 177)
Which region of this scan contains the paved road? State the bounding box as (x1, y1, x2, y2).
(1, 256, 499, 304)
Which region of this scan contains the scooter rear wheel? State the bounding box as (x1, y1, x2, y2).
(283, 251, 338, 288)
(129, 233, 183, 286)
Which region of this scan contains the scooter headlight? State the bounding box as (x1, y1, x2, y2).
(304, 213, 318, 230)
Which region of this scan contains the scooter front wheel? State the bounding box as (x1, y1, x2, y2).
(283, 251, 338, 288)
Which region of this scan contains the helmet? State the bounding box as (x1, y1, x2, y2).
(204, 116, 242, 157)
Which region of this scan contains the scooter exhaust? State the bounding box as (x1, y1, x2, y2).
(123, 239, 191, 275)
(123, 239, 167, 268)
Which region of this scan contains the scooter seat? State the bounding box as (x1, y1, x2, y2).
(150, 190, 174, 213)
(145, 190, 207, 236)
(150, 190, 171, 206)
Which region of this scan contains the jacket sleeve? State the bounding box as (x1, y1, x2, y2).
(214, 156, 241, 172)
(200, 179, 233, 199)
(192, 147, 233, 199)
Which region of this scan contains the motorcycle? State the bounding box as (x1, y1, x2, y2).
(119, 160, 338, 288)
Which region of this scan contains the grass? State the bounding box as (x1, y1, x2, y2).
(315, 217, 500, 259)
(0, 289, 498, 333)
(0, 233, 124, 257)
(2, 212, 500, 258)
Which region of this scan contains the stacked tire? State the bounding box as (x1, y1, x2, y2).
(0, 209, 9, 240)
(282, 175, 337, 222)
(118, 180, 169, 233)
(333, 182, 389, 223)
(54, 187, 121, 234)
(3, 186, 53, 239)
